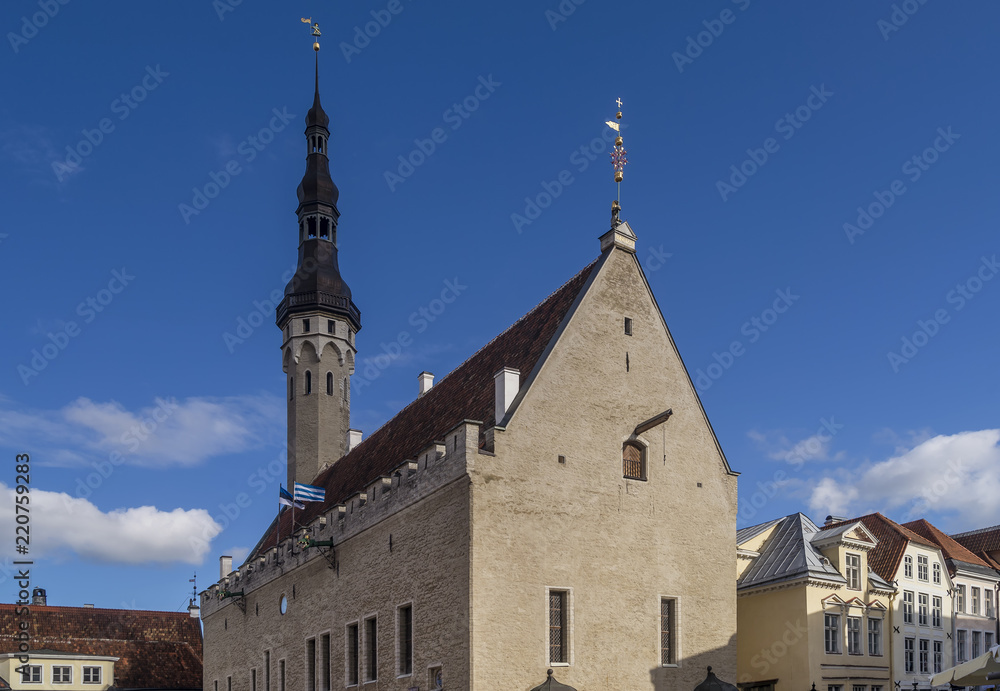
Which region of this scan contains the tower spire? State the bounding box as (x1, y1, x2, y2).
(277, 19, 361, 489)
(606, 99, 628, 227)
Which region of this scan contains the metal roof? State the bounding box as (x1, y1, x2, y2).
(737, 513, 846, 590)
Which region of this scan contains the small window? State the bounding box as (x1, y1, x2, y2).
(868, 617, 882, 656)
(328, 319, 334, 334)
(343, 377, 349, 402)
(306, 637, 316, 691)
(53, 666, 72, 683)
(548, 590, 569, 665)
(825, 613, 841, 653)
(21, 665, 42, 683)
(398, 604, 413, 676)
(303, 318, 310, 333)
(917, 555, 929, 581)
(919, 592, 929, 625)
(252, 668, 257, 691)
(346, 623, 360, 686)
(845, 553, 861, 590)
(933, 562, 941, 584)
(279, 659, 286, 691)
(265, 651, 271, 691)
(903, 591, 914, 623)
(904, 638, 914, 672)
(847, 617, 862, 654)
(82, 666, 101, 684)
(624, 317, 633, 335)
(623, 442, 646, 480)
(661, 597, 677, 665)
(934, 641, 943, 673)
(904, 555, 913, 578)
(320, 633, 331, 691)
(365, 616, 378, 681)
(326, 372, 333, 396)
(289, 376, 294, 400)
(228, 677, 232, 691)
(305, 371, 312, 395)
(920, 639, 930, 674)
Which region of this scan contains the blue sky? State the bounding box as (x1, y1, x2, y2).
(1, 1, 998, 612)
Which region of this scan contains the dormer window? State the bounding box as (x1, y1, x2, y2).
(623, 442, 646, 481)
(845, 553, 861, 590)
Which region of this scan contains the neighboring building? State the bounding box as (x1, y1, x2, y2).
(904, 519, 1000, 666)
(953, 524, 1000, 578)
(0, 591, 202, 690)
(200, 54, 740, 691)
(824, 514, 954, 688)
(736, 513, 895, 691)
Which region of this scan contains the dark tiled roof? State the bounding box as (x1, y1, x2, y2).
(903, 519, 997, 571)
(952, 525, 1000, 554)
(824, 513, 939, 582)
(253, 259, 598, 556)
(0, 604, 202, 690)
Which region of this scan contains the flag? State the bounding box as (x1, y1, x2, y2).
(294, 482, 326, 502)
(605, 120, 620, 132)
(279, 485, 305, 509)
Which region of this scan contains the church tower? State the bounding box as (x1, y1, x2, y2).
(275, 50, 361, 489)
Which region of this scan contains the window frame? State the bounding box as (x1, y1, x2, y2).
(397, 602, 414, 678)
(904, 637, 914, 673)
(21, 664, 42, 684)
(660, 596, 679, 667)
(972, 587, 981, 615)
(904, 555, 913, 578)
(305, 636, 316, 691)
(958, 585, 966, 613)
(824, 613, 841, 654)
(957, 629, 968, 662)
(82, 666, 102, 685)
(933, 562, 941, 584)
(364, 615, 378, 682)
(345, 621, 360, 687)
(847, 616, 862, 655)
(933, 640, 943, 673)
(546, 586, 572, 667)
(932, 596, 942, 628)
(903, 591, 914, 624)
(917, 555, 929, 582)
(318, 631, 331, 691)
(868, 616, 883, 656)
(845, 553, 861, 590)
(622, 441, 647, 481)
(52, 665, 72, 684)
(918, 593, 929, 626)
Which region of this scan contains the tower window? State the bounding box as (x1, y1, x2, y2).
(326, 372, 333, 396)
(328, 320, 334, 334)
(303, 319, 310, 333)
(305, 371, 312, 395)
(624, 317, 633, 335)
(307, 217, 317, 238)
(623, 442, 646, 480)
(320, 217, 330, 240)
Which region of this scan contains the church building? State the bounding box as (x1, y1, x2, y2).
(201, 44, 739, 691)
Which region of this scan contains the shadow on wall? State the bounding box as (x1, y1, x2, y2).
(650, 633, 739, 691)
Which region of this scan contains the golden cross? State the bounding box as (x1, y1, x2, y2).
(616, 97, 622, 109)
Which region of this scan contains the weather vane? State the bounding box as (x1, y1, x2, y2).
(605, 98, 627, 226)
(301, 17, 321, 51)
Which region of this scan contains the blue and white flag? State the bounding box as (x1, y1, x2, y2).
(294, 482, 326, 502)
(279, 485, 305, 509)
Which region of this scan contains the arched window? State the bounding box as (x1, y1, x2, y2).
(326, 372, 333, 396)
(623, 442, 645, 481)
(304, 371, 312, 395)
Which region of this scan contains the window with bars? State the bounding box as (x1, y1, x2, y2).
(623, 442, 645, 480)
(398, 605, 413, 676)
(346, 623, 359, 686)
(661, 598, 677, 665)
(549, 590, 569, 665)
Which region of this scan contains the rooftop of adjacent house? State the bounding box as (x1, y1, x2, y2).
(250, 258, 599, 559)
(737, 513, 847, 590)
(903, 518, 1000, 576)
(953, 524, 1000, 555)
(824, 513, 941, 583)
(0, 604, 202, 690)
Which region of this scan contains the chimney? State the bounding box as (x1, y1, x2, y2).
(348, 429, 363, 452)
(219, 555, 233, 580)
(83, 604, 94, 608)
(418, 371, 434, 396)
(187, 599, 201, 619)
(31, 588, 47, 606)
(825, 515, 847, 526)
(494, 367, 520, 424)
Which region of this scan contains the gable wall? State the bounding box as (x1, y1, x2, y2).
(470, 247, 738, 690)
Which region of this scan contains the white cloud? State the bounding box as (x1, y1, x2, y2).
(0, 483, 220, 565)
(0, 393, 283, 468)
(808, 429, 1000, 527)
(749, 426, 842, 467)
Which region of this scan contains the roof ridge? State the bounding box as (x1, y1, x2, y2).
(953, 524, 1000, 538)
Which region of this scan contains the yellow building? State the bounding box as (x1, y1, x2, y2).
(737, 514, 896, 691)
(0, 651, 117, 690)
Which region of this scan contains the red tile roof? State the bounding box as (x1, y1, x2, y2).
(902, 519, 997, 571)
(0, 604, 202, 690)
(252, 259, 598, 556)
(824, 513, 940, 582)
(953, 525, 1000, 555)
